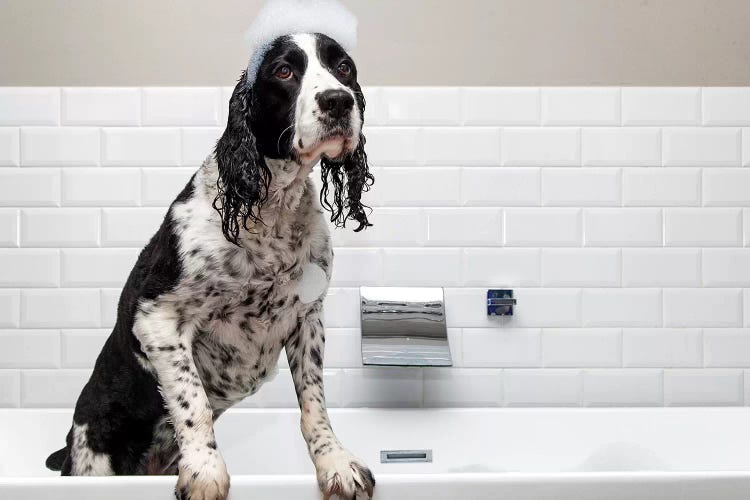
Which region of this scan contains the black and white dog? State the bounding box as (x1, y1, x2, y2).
(46, 32, 375, 500)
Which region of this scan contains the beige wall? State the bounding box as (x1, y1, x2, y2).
(1, 0, 749, 86)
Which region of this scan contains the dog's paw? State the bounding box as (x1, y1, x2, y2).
(316, 449, 375, 500)
(174, 454, 230, 500)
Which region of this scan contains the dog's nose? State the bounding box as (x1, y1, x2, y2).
(316, 89, 354, 118)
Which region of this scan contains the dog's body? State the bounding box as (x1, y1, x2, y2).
(47, 32, 375, 500)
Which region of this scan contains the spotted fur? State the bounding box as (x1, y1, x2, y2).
(46, 32, 375, 500)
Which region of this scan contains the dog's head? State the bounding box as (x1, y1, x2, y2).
(214, 33, 373, 244)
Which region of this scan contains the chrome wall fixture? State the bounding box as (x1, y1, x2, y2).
(359, 286, 452, 367)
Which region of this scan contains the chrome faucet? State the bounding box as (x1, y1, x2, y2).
(359, 286, 452, 367)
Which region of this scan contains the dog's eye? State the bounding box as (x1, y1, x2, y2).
(337, 62, 352, 76)
(275, 65, 293, 80)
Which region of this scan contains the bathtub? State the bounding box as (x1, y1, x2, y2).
(2, 407, 750, 499)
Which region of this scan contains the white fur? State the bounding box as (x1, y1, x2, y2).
(245, 0, 358, 84)
(70, 424, 113, 476)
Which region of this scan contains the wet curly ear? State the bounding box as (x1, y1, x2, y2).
(319, 83, 374, 232)
(213, 72, 271, 245)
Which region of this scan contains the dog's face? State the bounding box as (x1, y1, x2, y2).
(253, 33, 362, 166)
(214, 32, 373, 244)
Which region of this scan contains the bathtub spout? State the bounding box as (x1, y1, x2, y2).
(359, 286, 452, 367)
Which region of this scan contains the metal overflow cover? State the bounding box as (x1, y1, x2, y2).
(380, 449, 433, 463)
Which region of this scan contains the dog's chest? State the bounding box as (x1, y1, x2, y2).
(178, 219, 330, 409)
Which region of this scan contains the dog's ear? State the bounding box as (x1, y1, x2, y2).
(319, 81, 374, 232)
(213, 72, 271, 245)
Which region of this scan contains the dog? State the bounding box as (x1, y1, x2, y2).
(45, 31, 375, 500)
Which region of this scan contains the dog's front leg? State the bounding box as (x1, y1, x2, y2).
(286, 308, 375, 499)
(135, 308, 229, 500)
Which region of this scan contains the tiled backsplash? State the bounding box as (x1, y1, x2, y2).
(1, 86, 750, 408)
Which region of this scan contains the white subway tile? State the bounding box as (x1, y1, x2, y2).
(219, 86, 233, 127)
(501, 128, 580, 167)
(703, 168, 750, 206)
(0, 249, 59, 287)
(445, 288, 581, 328)
(583, 369, 663, 406)
(363, 127, 421, 166)
(141, 167, 195, 206)
(61, 329, 109, 368)
(322, 328, 362, 368)
(383, 248, 461, 286)
(100, 289, 120, 329)
(541, 168, 620, 206)
(20, 208, 99, 247)
(503, 369, 582, 407)
(582, 289, 662, 327)
(377, 167, 460, 206)
(744, 128, 750, 167)
(424, 368, 502, 407)
(20, 369, 90, 407)
(62, 87, 141, 125)
(361, 86, 384, 126)
(0, 210, 18, 247)
(462, 328, 541, 367)
(504, 208, 581, 247)
(0, 370, 20, 407)
(664, 369, 743, 406)
(101, 207, 166, 247)
(426, 208, 501, 246)
(21, 289, 101, 328)
(703, 88, 750, 125)
(61, 249, 139, 287)
(181, 127, 221, 166)
(460, 167, 540, 206)
(621, 88, 701, 126)
(322, 288, 359, 328)
(0, 88, 60, 126)
(102, 128, 181, 166)
(341, 368, 422, 407)
(704, 329, 750, 367)
(0, 169, 60, 207)
(20, 127, 100, 167)
(423, 127, 501, 166)
(622, 249, 701, 287)
(142, 88, 220, 126)
(541, 248, 620, 287)
(330, 248, 382, 286)
(623, 328, 703, 368)
(663, 288, 742, 327)
(663, 128, 741, 167)
(332, 208, 424, 247)
(382, 87, 461, 125)
(462, 248, 540, 286)
(665, 208, 741, 247)
(543, 328, 621, 368)
(62, 168, 141, 206)
(541, 88, 620, 125)
(0, 127, 20, 166)
(0, 330, 59, 368)
(622, 168, 701, 207)
(0, 290, 20, 328)
(503, 288, 582, 328)
(582, 128, 661, 166)
(462, 88, 540, 125)
(703, 249, 750, 287)
(584, 208, 662, 247)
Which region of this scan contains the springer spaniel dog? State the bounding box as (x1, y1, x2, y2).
(45, 31, 375, 500)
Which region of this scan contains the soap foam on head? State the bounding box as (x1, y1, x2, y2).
(245, 0, 358, 85)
